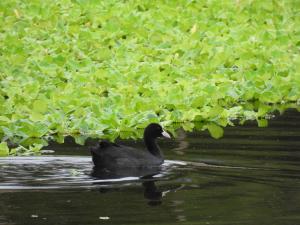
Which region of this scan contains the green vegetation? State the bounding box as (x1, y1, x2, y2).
(0, 0, 299, 155)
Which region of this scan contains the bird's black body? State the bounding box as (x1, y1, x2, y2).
(90, 123, 170, 175)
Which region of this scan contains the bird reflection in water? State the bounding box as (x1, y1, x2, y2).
(91, 168, 184, 206)
(142, 180, 163, 206)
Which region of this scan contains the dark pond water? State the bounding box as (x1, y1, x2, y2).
(0, 110, 300, 225)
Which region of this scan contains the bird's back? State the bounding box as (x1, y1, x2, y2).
(90, 141, 163, 170)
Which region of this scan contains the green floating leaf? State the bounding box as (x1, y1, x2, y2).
(0, 116, 10, 124)
(257, 119, 268, 127)
(0, 142, 9, 156)
(74, 135, 88, 145)
(182, 122, 194, 132)
(29, 143, 44, 152)
(54, 134, 65, 144)
(207, 123, 224, 139)
(33, 100, 48, 114)
(30, 112, 45, 122)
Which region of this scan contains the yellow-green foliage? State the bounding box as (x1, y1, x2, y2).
(0, 0, 299, 155)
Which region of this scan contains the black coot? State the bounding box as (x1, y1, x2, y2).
(90, 123, 171, 172)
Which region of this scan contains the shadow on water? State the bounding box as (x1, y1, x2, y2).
(0, 109, 300, 225)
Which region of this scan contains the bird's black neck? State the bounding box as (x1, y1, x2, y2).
(144, 137, 163, 158)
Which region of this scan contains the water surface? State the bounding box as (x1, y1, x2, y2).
(0, 110, 300, 225)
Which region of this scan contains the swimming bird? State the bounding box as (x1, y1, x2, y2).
(90, 123, 171, 173)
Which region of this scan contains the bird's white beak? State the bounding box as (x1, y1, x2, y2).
(162, 130, 171, 138)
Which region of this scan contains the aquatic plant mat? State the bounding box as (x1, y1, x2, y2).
(0, 0, 299, 154)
